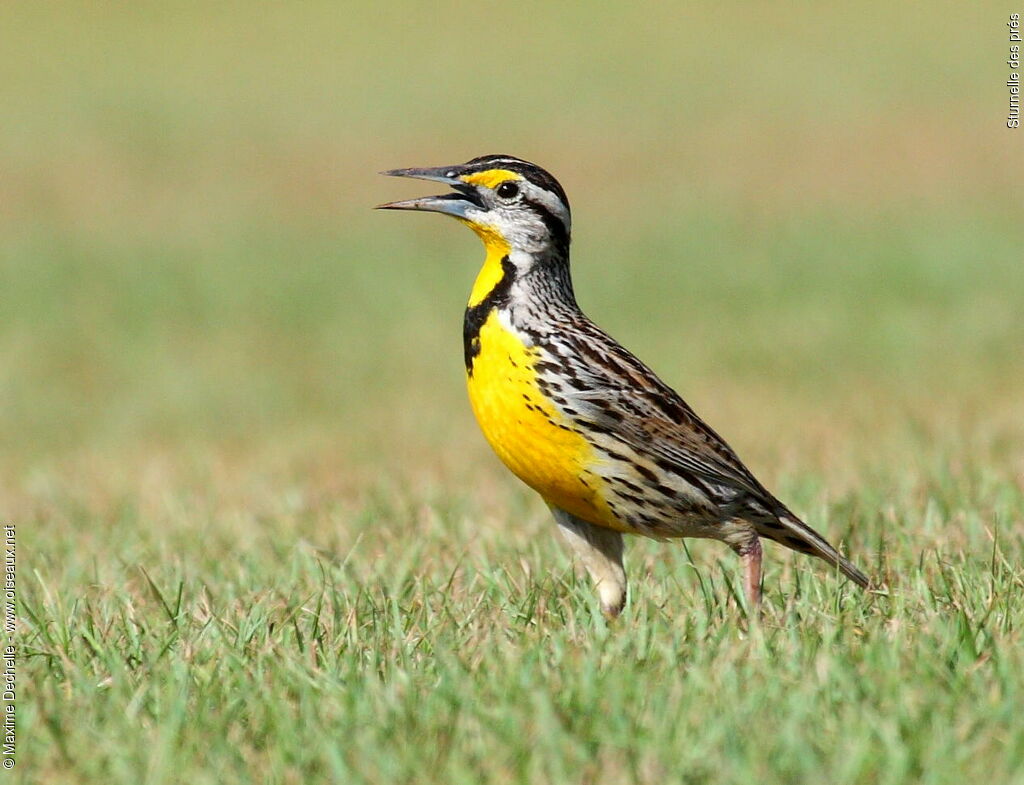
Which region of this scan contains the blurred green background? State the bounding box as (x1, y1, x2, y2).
(2, 2, 1020, 492)
(8, 2, 1024, 783)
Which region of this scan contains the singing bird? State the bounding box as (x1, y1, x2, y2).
(378, 155, 869, 617)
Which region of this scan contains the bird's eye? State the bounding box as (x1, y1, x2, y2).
(496, 181, 520, 200)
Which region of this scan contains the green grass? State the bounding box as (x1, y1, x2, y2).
(7, 2, 1024, 783)
(22, 475, 1024, 785)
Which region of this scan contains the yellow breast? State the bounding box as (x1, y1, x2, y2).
(465, 309, 626, 531)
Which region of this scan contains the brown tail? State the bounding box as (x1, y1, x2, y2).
(758, 512, 870, 589)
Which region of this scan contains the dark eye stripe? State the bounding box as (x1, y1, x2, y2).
(462, 155, 570, 213)
(523, 197, 570, 252)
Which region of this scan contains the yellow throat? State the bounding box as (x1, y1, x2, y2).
(461, 226, 624, 531)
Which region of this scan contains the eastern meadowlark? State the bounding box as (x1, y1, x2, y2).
(378, 154, 870, 617)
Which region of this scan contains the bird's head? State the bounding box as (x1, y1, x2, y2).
(377, 155, 571, 260)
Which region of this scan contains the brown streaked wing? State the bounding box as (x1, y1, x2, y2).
(549, 316, 778, 509)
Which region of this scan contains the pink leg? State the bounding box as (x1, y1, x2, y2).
(741, 537, 763, 610)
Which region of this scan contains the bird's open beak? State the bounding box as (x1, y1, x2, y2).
(375, 165, 484, 218)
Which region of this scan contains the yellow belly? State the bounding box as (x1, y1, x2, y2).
(466, 310, 626, 530)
